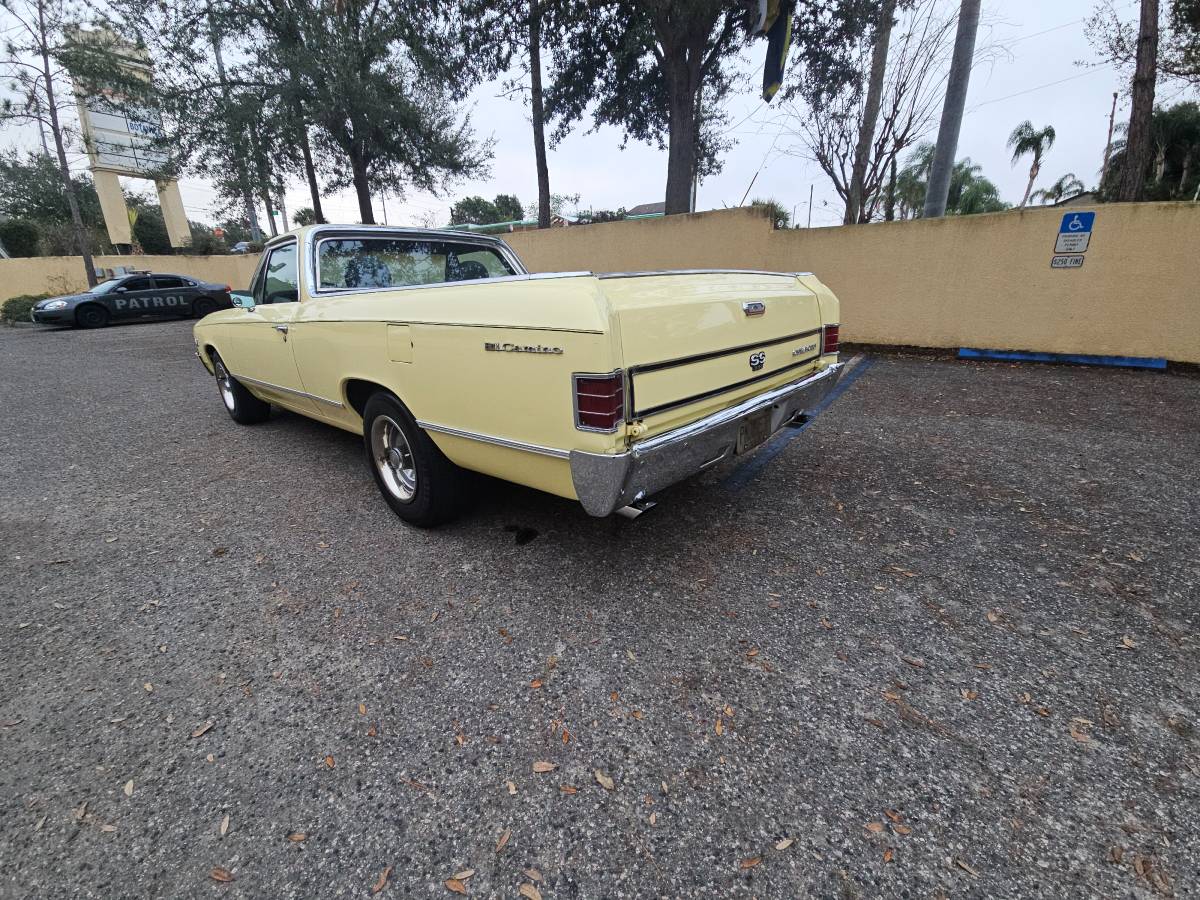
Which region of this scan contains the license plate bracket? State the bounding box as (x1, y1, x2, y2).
(736, 409, 772, 455)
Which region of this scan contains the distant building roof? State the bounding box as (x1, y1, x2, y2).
(626, 201, 665, 217)
(1054, 191, 1097, 207)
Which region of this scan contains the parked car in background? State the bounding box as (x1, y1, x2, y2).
(193, 225, 844, 525)
(31, 273, 234, 328)
(230, 242, 252, 254)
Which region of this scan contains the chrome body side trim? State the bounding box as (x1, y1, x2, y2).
(234, 373, 345, 409)
(569, 362, 844, 517)
(596, 269, 814, 279)
(416, 420, 570, 459)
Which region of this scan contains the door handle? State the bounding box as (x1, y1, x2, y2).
(273, 324, 289, 341)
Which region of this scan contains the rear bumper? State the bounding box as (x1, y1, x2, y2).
(570, 361, 844, 516)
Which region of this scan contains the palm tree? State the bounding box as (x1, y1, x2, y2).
(1031, 173, 1085, 205)
(1008, 121, 1057, 208)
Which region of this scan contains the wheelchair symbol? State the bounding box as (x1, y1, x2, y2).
(1067, 215, 1086, 232)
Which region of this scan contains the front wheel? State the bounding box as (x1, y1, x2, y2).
(211, 351, 270, 424)
(362, 392, 470, 527)
(75, 304, 109, 328)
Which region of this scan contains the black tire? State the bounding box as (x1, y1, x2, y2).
(75, 304, 109, 328)
(211, 351, 270, 425)
(362, 392, 470, 527)
(193, 297, 218, 318)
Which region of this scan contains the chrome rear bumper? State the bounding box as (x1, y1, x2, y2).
(570, 361, 844, 516)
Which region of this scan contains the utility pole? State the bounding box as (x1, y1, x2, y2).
(207, 8, 261, 242)
(1100, 91, 1119, 190)
(923, 0, 981, 219)
(807, 184, 814, 228)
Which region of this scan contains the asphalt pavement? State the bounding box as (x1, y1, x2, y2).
(1, 319, 1197, 899)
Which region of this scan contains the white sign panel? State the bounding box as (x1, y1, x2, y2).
(1050, 254, 1085, 269)
(78, 93, 169, 176)
(1055, 231, 1091, 253)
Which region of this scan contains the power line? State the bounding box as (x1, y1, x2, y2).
(965, 64, 1114, 115)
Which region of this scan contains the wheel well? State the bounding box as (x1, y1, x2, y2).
(344, 379, 397, 418)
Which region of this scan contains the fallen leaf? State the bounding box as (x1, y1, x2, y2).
(143, 682, 153, 692)
(724, 705, 734, 718)
(530, 679, 543, 689)
(649, 812, 657, 825)
(454, 869, 476, 880)
(518, 884, 542, 900)
(206, 753, 215, 763)
(746, 648, 759, 658)
(371, 865, 392, 894)
(740, 856, 762, 870)
(523, 868, 541, 882)
(901, 656, 925, 669)
(960, 689, 978, 701)
(367, 724, 377, 738)
(324, 755, 335, 769)
(34, 815, 46, 831)
(210, 867, 235, 883)
(444, 878, 468, 895)
(358, 703, 367, 716)
(595, 769, 615, 791)
(1134, 856, 1150, 877)
(1035, 706, 1051, 717)
(1121, 635, 1137, 650)
(864, 821, 884, 834)
(986, 611, 1001, 623)
(506, 780, 517, 795)
(882, 690, 902, 702)
(495, 828, 511, 853)
(532, 761, 556, 773)
(1109, 846, 1125, 864)
(287, 832, 306, 842)
(1069, 726, 1090, 743)
(894, 824, 912, 836)
(974, 663, 992, 670)
(955, 858, 980, 878)
(715, 717, 724, 736)
(123, 779, 134, 797)
(100, 824, 117, 833)
(211, 547, 228, 557)
(631, 710, 644, 720)
(219, 814, 229, 837)
(626, 649, 637, 661)
(191, 720, 214, 739)
(775, 837, 794, 850)
(562, 729, 570, 745)
(883, 848, 894, 863)
(559, 784, 577, 795)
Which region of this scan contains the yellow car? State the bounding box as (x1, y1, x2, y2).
(193, 225, 844, 526)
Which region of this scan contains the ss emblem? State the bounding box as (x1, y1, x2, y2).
(749, 351, 766, 371)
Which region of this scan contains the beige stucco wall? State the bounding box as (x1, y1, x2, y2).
(0, 254, 260, 301)
(5, 203, 1197, 363)
(507, 203, 1200, 364)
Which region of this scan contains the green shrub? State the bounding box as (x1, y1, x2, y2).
(1, 293, 53, 324)
(0, 219, 42, 257)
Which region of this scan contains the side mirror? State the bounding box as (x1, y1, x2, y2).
(230, 291, 256, 310)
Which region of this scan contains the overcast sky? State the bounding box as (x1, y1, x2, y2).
(9, 0, 1192, 232)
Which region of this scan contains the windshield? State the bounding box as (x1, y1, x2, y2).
(88, 279, 123, 295)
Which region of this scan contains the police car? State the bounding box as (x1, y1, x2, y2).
(30, 272, 234, 328)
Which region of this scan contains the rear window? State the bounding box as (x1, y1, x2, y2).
(317, 238, 515, 290)
(155, 276, 185, 289)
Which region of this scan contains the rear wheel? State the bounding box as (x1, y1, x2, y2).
(211, 351, 270, 424)
(193, 297, 218, 318)
(362, 392, 470, 527)
(75, 304, 109, 328)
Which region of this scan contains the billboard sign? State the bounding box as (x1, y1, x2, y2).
(78, 92, 170, 176)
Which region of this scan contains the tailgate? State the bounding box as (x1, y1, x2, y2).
(598, 271, 824, 429)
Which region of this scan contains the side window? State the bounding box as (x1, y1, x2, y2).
(317, 238, 515, 290)
(154, 276, 185, 289)
(260, 243, 299, 304)
(123, 276, 152, 291)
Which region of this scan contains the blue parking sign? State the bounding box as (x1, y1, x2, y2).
(1059, 212, 1095, 235)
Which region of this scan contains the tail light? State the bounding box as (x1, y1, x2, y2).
(574, 372, 624, 432)
(823, 324, 840, 356)
(223, 284, 232, 292)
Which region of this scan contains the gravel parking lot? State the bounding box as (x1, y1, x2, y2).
(1, 319, 1197, 899)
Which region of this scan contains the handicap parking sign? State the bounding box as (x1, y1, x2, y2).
(1055, 211, 1095, 253)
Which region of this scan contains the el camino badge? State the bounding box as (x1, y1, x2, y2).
(743, 301, 766, 317)
(792, 342, 817, 357)
(484, 342, 563, 355)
